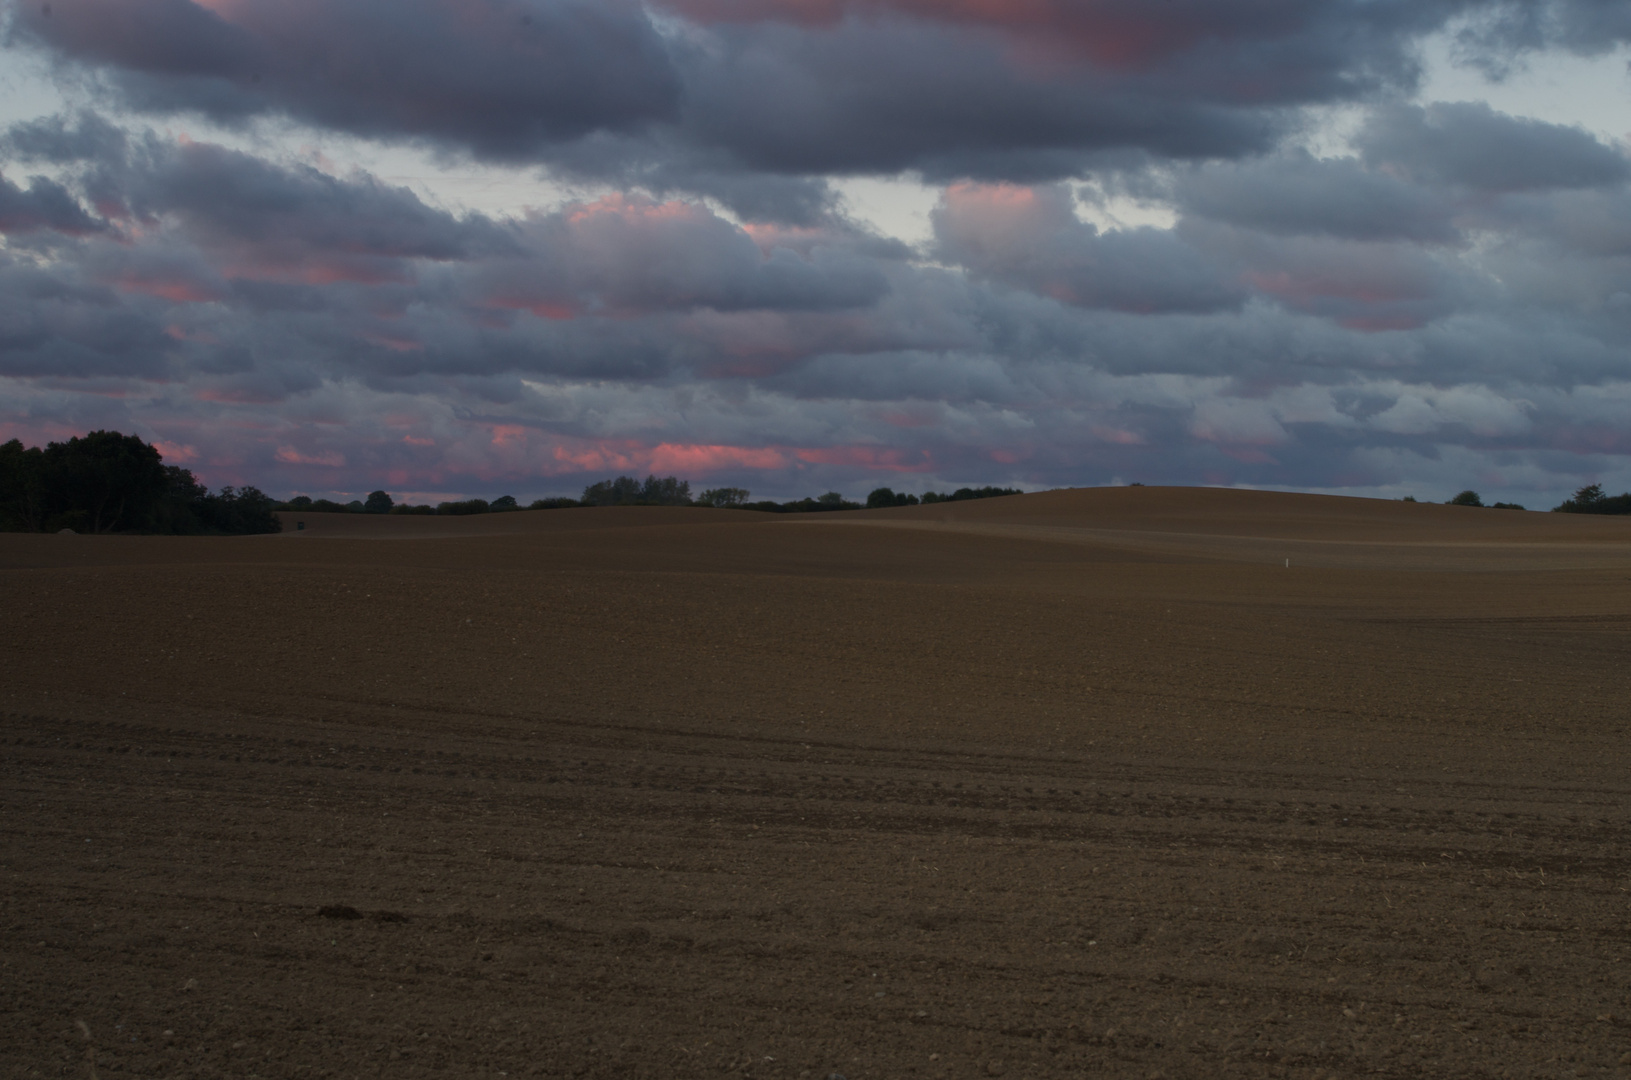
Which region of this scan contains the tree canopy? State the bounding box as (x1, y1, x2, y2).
(1553, 484, 1631, 514)
(0, 431, 279, 534)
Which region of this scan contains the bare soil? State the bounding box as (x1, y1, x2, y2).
(4, 487, 1630, 1079)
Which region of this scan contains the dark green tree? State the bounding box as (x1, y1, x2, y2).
(0, 438, 47, 532)
(1448, 490, 1484, 507)
(198, 486, 280, 534)
(581, 476, 643, 505)
(582, 475, 692, 506)
(41, 430, 170, 532)
(640, 475, 692, 505)
(699, 487, 750, 507)
(364, 490, 394, 514)
(1553, 483, 1631, 514)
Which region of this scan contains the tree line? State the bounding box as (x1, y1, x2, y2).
(1439, 484, 1631, 514)
(279, 477, 1025, 517)
(1551, 484, 1631, 514)
(1, 431, 280, 534)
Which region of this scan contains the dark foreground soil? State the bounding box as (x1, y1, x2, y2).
(3, 488, 1630, 1080)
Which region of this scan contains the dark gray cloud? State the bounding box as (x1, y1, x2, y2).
(1358, 101, 1630, 192)
(1174, 150, 1460, 243)
(11, 0, 680, 157)
(4, 0, 1492, 199)
(1, 109, 128, 164)
(0, 173, 105, 235)
(120, 139, 518, 271)
(0, 254, 173, 377)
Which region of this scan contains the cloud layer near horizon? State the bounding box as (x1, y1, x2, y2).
(3, 0, 1631, 504)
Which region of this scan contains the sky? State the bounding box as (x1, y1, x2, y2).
(2, 1, 1630, 506)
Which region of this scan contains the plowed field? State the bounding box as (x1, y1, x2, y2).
(4, 487, 1631, 1079)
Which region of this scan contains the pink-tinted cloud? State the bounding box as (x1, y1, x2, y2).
(274, 446, 346, 467)
(153, 440, 200, 462)
(110, 272, 224, 304)
(648, 443, 791, 472)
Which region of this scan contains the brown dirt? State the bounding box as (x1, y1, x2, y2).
(4, 487, 1631, 1080)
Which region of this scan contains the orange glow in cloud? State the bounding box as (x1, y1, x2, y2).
(489, 424, 528, 448)
(551, 443, 645, 473)
(1090, 425, 1144, 445)
(565, 193, 704, 228)
(648, 443, 790, 472)
(402, 435, 436, 446)
(363, 333, 424, 352)
(878, 408, 938, 429)
(548, 441, 789, 475)
(274, 445, 346, 467)
(1246, 271, 1435, 331)
(944, 180, 1040, 211)
(482, 294, 578, 321)
(164, 324, 222, 344)
(216, 257, 410, 288)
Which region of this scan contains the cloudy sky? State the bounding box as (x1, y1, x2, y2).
(2, 0, 1630, 505)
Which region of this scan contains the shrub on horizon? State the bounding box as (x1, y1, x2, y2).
(1448, 490, 1484, 507)
(921, 486, 1022, 504)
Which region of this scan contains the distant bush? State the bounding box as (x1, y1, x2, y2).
(921, 486, 1023, 504)
(1553, 484, 1631, 515)
(528, 497, 580, 510)
(391, 503, 437, 515)
(1491, 502, 1526, 510)
(490, 495, 519, 511)
(866, 487, 919, 508)
(364, 490, 394, 514)
(437, 498, 490, 516)
(1447, 490, 1484, 507)
(740, 494, 861, 513)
